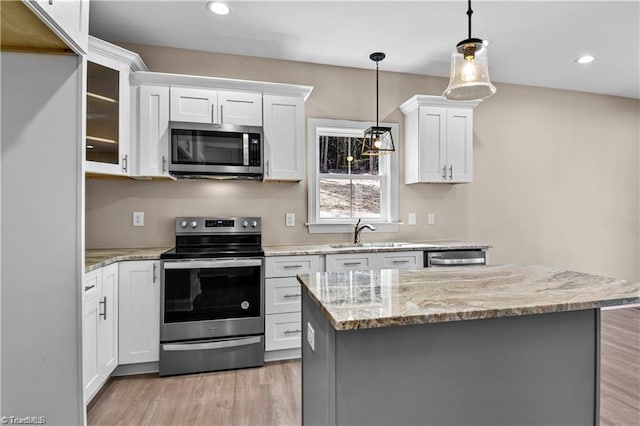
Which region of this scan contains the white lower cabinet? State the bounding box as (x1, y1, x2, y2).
(265, 312, 302, 351)
(325, 253, 375, 271)
(118, 260, 160, 364)
(378, 251, 423, 269)
(83, 263, 119, 404)
(265, 255, 322, 360)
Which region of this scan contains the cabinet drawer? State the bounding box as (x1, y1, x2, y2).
(265, 277, 302, 314)
(265, 312, 302, 351)
(265, 255, 321, 277)
(326, 254, 374, 272)
(378, 251, 423, 269)
(83, 268, 102, 302)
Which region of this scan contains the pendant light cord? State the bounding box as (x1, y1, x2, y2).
(375, 60, 379, 128)
(467, 0, 473, 39)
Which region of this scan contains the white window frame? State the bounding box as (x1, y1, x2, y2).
(307, 118, 399, 234)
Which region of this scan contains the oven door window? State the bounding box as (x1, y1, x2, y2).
(164, 264, 261, 323)
(172, 129, 244, 166)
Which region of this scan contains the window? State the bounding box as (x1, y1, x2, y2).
(307, 118, 398, 234)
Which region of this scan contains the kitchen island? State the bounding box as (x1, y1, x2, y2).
(297, 265, 640, 426)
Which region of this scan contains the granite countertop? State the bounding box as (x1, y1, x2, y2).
(263, 240, 490, 256)
(86, 247, 171, 272)
(297, 265, 640, 331)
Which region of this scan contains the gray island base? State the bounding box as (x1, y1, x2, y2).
(298, 266, 640, 426)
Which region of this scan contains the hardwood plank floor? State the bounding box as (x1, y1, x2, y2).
(89, 308, 639, 426)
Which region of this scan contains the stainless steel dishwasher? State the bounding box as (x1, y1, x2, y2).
(424, 250, 486, 267)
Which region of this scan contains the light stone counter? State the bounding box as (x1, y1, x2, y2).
(85, 247, 171, 272)
(297, 264, 640, 330)
(263, 240, 489, 256)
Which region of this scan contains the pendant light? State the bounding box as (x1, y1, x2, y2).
(443, 0, 496, 101)
(362, 52, 395, 156)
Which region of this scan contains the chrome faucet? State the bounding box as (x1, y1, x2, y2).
(354, 218, 376, 244)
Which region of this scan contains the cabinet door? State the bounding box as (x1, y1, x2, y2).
(326, 253, 374, 272)
(28, 0, 89, 54)
(418, 106, 447, 182)
(446, 108, 473, 183)
(170, 87, 217, 123)
(98, 263, 118, 377)
(263, 95, 305, 181)
(119, 261, 160, 364)
(265, 312, 302, 351)
(85, 53, 131, 176)
(82, 269, 102, 403)
(218, 91, 262, 126)
(137, 85, 170, 177)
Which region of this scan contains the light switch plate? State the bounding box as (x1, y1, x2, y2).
(133, 211, 144, 227)
(285, 212, 295, 227)
(307, 322, 315, 351)
(408, 212, 417, 225)
(428, 213, 435, 225)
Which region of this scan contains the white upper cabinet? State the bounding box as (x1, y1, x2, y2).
(26, 0, 89, 54)
(263, 95, 305, 181)
(170, 87, 218, 123)
(85, 37, 147, 177)
(400, 95, 479, 184)
(133, 84, 171, 178)
(218, 91, 262, 126)
(170, 88, 262, 126)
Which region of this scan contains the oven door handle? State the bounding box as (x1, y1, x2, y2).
(163, 258, 263, 269)
(162, 336, 261, 352)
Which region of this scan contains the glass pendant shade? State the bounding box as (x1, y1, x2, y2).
(443, 38, 496, 101)
(362, 126, 394, 156)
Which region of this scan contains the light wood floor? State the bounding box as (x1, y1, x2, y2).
(89, 308, 639, 426)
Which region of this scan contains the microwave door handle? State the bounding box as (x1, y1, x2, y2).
(243, 133, 249, 166)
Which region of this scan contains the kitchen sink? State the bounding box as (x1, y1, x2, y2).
(329, 242, 409, 249)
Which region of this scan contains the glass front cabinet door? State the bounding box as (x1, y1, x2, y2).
(85, 38, 135, 176)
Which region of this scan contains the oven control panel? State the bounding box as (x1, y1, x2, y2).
(175, 217, 261, 234)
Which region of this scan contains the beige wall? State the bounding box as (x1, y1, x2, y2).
(85, 44, 640, 281)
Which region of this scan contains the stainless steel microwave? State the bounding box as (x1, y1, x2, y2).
(169, 123, 263, 180)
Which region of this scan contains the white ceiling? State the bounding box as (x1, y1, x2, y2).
(89, 1, 640, 99)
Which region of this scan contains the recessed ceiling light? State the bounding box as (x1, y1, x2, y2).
(207, 2, 229, 15)
(575, 55, 595, 64)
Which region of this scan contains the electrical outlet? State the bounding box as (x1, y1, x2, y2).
(408, 212, 417, 225)
(307, 322, 315, 351)
(285, 212, 295, 227)
(133, 211, 144, 227)
(428, 213, 435, 225)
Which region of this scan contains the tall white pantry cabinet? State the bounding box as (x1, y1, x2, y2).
(400, 95, 480, 184)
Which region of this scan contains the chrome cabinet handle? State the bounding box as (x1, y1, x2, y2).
(392, 260, 410, 264)
(49, 0, 53, 5)
(442, 165, 447, 179)
(266, 160, 270, 176)
(162, 156, 166, 173)
(449, 165, 453, 179)
(343, 262, 362, 266)
(283, 329, 301, 335)
(283, 293, 301, 299)
(84, 284, 96, 292)
(283, 264, 302, 269)
(153, 263, 157, 283)
(212, 104, 215, 123)
(122, 154, 128, 173)
(99, 297, 107, 320)
(220, 105, 224, 123)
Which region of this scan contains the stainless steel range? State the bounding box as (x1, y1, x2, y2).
(159, 217, 264, 376)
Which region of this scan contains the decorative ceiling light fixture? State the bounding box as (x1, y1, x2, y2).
(362, 52, 395, 156)
(443, 0, 496, 101)
(206, 1, 230, 15)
